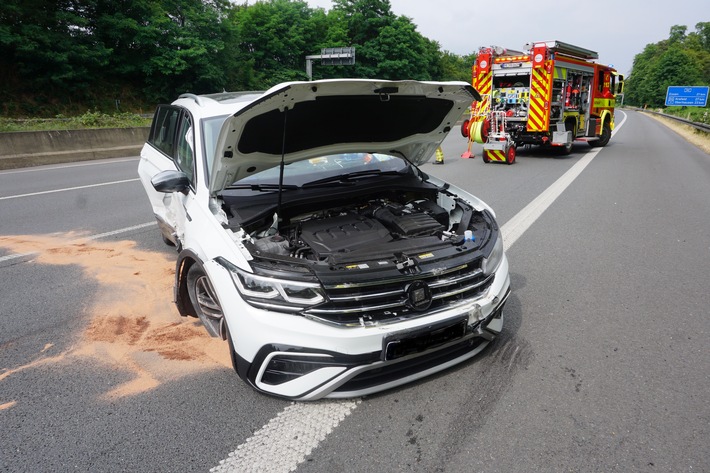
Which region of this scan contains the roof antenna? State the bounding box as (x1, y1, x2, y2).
(276, 107, 288, 232)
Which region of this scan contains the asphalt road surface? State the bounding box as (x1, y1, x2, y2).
(1, 110, 708, 472)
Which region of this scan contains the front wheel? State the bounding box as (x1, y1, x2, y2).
(186, 264, 224, 338)
(589, 122, 611, 147)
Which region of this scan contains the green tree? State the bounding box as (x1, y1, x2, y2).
(440, 51, 476, 82)
(332, 0, 394, 45)
(127, 0, 233, 101)
(694, 21, 710, 51)
(668, 24, 688, 44)
(0, 0, 111, 113)
(0, 0, 480, 116)
(626, 23, 710, 107)
(226, 0, 322, 89)
(328, 0, 442, 80)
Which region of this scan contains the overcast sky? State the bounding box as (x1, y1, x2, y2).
(296, 0, 707, 76)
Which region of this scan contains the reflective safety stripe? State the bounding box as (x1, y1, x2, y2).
(527, 60, 553, 132)
(484, 149, 507, 162)
(593, 98, 615, 108)
(553, 67, 567, 80)
(471, 70, 492, 122)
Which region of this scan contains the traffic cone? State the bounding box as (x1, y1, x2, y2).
(434, 147, 444, 164)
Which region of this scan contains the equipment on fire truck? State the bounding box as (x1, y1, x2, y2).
(462, 40, 623, 165)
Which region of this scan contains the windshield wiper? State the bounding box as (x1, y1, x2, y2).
(224, 183, 298, 192)
(302, 170, 402, 188)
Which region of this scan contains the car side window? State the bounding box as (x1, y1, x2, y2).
(148, 106, 180, 157)
(175, 114, 195, 185)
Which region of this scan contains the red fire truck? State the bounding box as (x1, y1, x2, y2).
(462, 40, 623, 164)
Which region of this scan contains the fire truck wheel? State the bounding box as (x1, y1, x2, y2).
(482, 150, 491, 163)
(505, 145, 516, 165)
(590, 122, 611, 147)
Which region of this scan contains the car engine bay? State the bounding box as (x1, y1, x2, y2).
(224, 185, 495, 267)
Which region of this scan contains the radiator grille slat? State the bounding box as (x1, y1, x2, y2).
(305, 262, 493, 325)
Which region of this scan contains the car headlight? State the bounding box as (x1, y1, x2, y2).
(217, 258, 325, 312)
(481, 233, 504, 276)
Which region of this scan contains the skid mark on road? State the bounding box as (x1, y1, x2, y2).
(0, 234, 231, 400)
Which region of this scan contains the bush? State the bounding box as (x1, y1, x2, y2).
(662, 106, 710, 124)
(0, 111, 151, 132)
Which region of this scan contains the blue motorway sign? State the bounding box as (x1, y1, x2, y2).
(665, 86, 709, 106)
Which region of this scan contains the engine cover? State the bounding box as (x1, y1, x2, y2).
(299, 214, 391, 259)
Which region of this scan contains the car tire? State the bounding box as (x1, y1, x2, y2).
(186, 264, 223, 338)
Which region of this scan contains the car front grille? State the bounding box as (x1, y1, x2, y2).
(305, 262, 494, 326)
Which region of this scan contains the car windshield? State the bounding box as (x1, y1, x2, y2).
(227, 153, 410, 190)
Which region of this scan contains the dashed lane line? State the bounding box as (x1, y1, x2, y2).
(211, 400, 361, 473)
(0, 178, 140, 201)
(501, 110, 626, 250)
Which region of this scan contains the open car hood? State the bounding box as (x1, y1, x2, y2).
(209, 79, 479, 195)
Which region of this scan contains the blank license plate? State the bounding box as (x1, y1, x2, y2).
(383, 316, 467, 361)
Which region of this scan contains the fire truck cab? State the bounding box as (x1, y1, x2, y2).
(463, 40, 623, 164)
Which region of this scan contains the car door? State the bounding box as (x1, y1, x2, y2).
(138, 106, 195, 245)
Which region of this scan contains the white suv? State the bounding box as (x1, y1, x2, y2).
(138, 79, 510, 400)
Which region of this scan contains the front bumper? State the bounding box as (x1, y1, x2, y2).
(214, 256, 511, 400)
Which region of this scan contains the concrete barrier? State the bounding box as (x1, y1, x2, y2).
(0, 127, 150, 170)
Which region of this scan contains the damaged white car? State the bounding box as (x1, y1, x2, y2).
(138, 79, 511, 400)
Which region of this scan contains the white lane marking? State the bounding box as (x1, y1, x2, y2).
(83, 221, 157, 240)
(501, 151, 598, 249)
(0, 178, 140, 201)
(211, 400, 361, 473)
(0, 222, 155, 264)
(502, 110, 627, 250)
(0, 157, 139, 175)
(211, 112, 629, 473)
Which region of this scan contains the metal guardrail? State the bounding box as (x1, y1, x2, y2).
(633, 107, 710, 133)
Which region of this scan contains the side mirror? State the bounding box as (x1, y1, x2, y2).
(151, 170, 191, 195)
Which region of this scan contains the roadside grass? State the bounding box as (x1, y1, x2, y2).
(662, 106, 710, 124)
(646, 113, 710, 155)
(0, 111, 151, 132)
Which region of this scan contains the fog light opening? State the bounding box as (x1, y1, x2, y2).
(261, 354, 338, 386)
